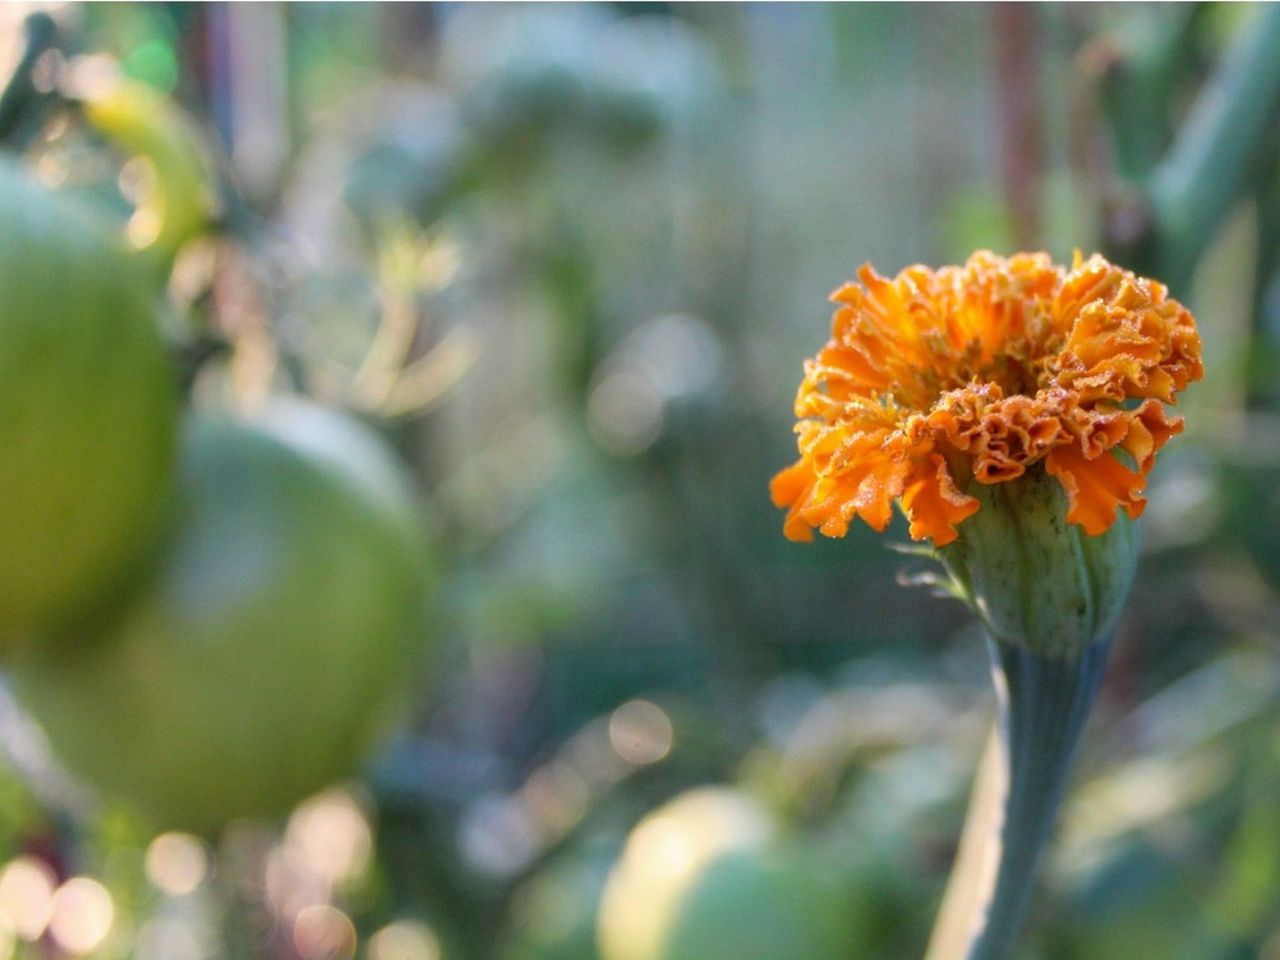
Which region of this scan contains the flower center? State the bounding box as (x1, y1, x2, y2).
(968, 344, 1056, 398)
(929, 317, 1064, 406)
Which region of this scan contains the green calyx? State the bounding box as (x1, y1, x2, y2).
(938, 466, 1139, 658)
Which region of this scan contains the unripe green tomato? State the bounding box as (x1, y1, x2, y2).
(597, 788, 854, 960)
(10, 400, 433, 833)
(0, 157, 177, 647)
(656, 847, 852, 960)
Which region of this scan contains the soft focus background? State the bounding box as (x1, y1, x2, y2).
(1, 3, 1279, 959)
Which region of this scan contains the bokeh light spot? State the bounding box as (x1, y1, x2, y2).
(127, 207, 163, 249)
(145, 831, 210, 897)
(587, 369, 664, 456)
(293, 904, 357, 960)
(119, 155, 159, 207)
(367, 919, 443, 960)
(286, 788, 374, 884)
(0, 856, 56, 941)
(458, 793, 539, 878)
(34, 152, 67, 189)
(608, 699, 674, 765)
(48, 877, 114, 955)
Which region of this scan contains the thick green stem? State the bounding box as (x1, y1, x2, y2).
(926, 633, 1112, 960)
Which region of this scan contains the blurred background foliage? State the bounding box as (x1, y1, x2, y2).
(1, 3, 1279, 959)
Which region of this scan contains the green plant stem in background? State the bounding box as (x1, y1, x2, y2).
(0, 12, 58, 150)
(926, 634, 1113, 960)
(1095, 5, 1201, 182)
(1115, 4, 1280, 293)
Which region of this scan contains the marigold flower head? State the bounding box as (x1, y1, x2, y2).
(771, 250, 1202, 546)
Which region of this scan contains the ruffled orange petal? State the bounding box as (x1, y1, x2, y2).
(1122, 399, 1184, 475)
(1045, 444, 1146, 536)
(847, 457, 913, 532)
(812, 341, 891, 395)
(901, 455, 980, 546)
(770, 460, 818, 542)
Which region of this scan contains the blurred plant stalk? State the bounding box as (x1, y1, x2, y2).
(994, 4, 1042, 250)
(0, 11, 58, 149)
(1101, 4, 1280, 296)
(925, 635, 1112, 960)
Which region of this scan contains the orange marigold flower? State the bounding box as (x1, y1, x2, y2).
(771, 250, 1202, 546)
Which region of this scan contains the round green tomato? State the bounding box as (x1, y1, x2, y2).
(657, 847, 852, 960)
(597, 788, 854, 960)
(11, 401, 432, 833)
(0, 157, 177, 646)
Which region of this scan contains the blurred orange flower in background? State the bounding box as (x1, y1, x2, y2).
(771, 251, 1203, 546)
